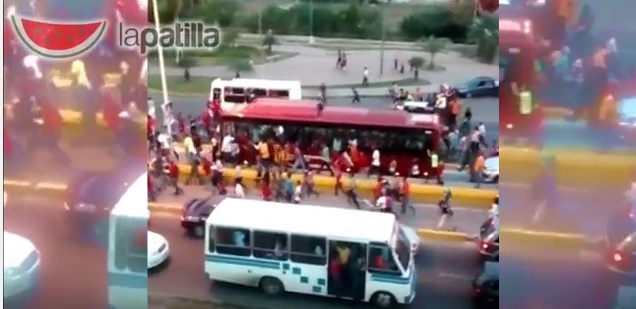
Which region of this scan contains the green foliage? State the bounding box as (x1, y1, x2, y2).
(468, 13, 498, 64)
(399, 5, 469, 42)
(226, 58, 254, 73)
(177, 56, 197, 68)
(420, 36, 449, 69)
(157, 1, 473, 43)
(262, 31, 278, 55)
(408, 56, 425, 70)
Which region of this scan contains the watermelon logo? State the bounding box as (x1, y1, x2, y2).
(9, 14, 107, 60)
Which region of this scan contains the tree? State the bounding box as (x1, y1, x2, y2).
(468, 13, 498, 64)
(223, 28, 239, 47)
(408, 56, 425, 79)
(178, 57, 197, 81)
(262, 30, 278, 55)
(420, 36, 448, 70)
(200, 0, 239, 27)
(226, 58, 254, 77)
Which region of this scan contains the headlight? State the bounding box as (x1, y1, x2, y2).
(185, 216, 200, 221)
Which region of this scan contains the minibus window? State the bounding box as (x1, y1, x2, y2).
(367, 246, 401, 275)
(212, 88, 221, 101)
(113, 216, 147, 272)
(290, 235, 326, 265)
(252, 88, 267, 97)
(224, 87, 246, 103)
(215, 227, 251, 256)
(207, 225, 215, 252)
(253, 231, 288, 260)
(269, 89, 289, 98)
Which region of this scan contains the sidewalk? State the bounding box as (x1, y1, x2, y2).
(147, 45, 497, 88)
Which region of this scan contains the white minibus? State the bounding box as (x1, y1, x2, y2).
(107, 173, 149, 309)
(209, 78, 302, 111)
(204, 199, 416, 308)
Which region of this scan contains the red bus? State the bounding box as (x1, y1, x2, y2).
(221, 98, 443, 178)
(499, 11, 543, 140)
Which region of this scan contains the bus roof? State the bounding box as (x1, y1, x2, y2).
(211, 78, 301, 90)
(207, 198, 397, 243)
(226, 98, 439, 129)
(111, 172, 149, 217)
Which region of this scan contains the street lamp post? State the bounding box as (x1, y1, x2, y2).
(309, 0, 315, 44)
(151, 0, 171, 134)
(379, 4, 386, 77)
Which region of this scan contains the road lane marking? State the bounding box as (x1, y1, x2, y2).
(437, 272, 472, 280)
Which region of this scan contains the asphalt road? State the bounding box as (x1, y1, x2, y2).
(154, 186, 487, 235)
(6, 190, 635, 309)
(501, 183, 626, 237)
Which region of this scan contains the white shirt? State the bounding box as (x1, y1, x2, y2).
(371, 149, 381, 166)
(364, 69, 369, 77)
(375, 196, 387, 209)
(488, 204, 499, 219)
(294, 185, 302, 202)
(221, 135, 234, 153)
(235, 183, 245, 198)
(157, 133, 171, 149)
(23, 55, 43, 79)
(478, 124, 486, 135)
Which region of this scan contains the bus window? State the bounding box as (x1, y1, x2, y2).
(215, 227, 251, 256)
(290, 235, 326, 265)
(368, 246, 401, 274)
(113, 216, 147, 272)
(224, 87, 246, 103)
(252, 88, 267, 98)
(253, 231, 288, 260)
(269, 89, 290, 98)
(207, 225, 215, 252)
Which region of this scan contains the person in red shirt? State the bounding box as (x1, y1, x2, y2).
(261, 181, 273, 201)
(168, 160, 183, 195)
(38, 101, 70, 164)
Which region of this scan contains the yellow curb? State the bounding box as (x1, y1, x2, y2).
(500, 228, 589, 250)
(176, 165, 496, 209)
(416, 229, 472, 242)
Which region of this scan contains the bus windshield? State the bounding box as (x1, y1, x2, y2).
(112, 216, 147, 273)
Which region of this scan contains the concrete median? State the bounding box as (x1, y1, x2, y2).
(501, 146, 635, 187)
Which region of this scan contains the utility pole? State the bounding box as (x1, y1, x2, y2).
(309, 0, 315, 44)
(379, 3, 386, 77)
(151, 0, 171, 135)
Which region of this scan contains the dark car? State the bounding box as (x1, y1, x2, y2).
(471, 261, 499, 309)
(478, 217, 499, 262)
(64, 165, 146, 239)
(603, 206, 636, 275)
(455, 77, 499, 98)
(180, 198, 216, 238)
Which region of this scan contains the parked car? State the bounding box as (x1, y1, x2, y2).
(147, 231, 170, 269)
(455, 77, 499, 98)
(4, 232, 40, 303)
(483, 156, 499, 183)
(471, 262, 499, 308)
(180, 198, 217, 238)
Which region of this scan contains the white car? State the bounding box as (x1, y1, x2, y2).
(400, 224, 420, 257)
(483, 156, 499, 183)
(4, 232, 40, 299)
(147, 231, 170, 269)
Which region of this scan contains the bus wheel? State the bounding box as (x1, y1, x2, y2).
(371, 291, 396, 308)
(259, 277, 284, 295)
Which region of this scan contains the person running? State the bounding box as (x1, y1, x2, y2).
(436, 187, 455, 230)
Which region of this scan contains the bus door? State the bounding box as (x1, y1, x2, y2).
(327, 240, 367, 300)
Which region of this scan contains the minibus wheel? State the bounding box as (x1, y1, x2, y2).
(259, 277, 284, 295)
(370, 291, 396, 308)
